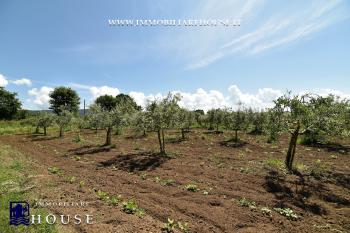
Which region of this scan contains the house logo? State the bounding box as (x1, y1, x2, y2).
(9, 201, 30, 226)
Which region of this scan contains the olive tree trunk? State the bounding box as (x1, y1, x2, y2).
(285, 124, 300, 171)
(105, 126, 112, 146)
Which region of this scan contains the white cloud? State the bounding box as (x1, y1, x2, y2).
(28, 86, 54, 108)
(25, 84, 350, 111)
(161, 0, 348, 70)
(71, 83, 120, 100)
(12, 78, 32, 86)
(228, 85, 282, 109)
(0, 74, 9, 87)
(89, 86, 120, 99)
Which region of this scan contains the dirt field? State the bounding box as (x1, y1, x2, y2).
(0, 129, 349, 233)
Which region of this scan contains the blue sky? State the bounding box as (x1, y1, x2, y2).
(0, 0, 349, 110)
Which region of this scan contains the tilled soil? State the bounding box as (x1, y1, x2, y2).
(0, 129, 349, 233)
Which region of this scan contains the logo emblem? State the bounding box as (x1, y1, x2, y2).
(9, 201, 30, 226)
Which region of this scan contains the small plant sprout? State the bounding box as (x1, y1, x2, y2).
(238, 197, 256, 208)
(177, 221, 190, 233)
(274, 207, 299, 220)
(162, 218, 176, 233)
(48, 166, 61, 175)
(96, 190, 109, 202)
(140, 172, 147, 180)
(68, 176, 76, 184)
(122, 200, 144, 216)
(79, 181, 85, 189)
(109, 194, 122, 206)
(261, 207, 272, 216)
(184, 184, 198, 192)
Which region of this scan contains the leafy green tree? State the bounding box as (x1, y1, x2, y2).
(72, 116, 87, 142)
(265, 108, 283, 143)
(55, 109, 73, 138)
(131, 111, 150, 137)
(0, 87, 21, 120)
(271, 93, 348, 171)
(37, 112, 55, 136)
(95, 95, 117, 111)
(194, 109, 205, 127)
(145, 93, 181, 154)
(207, 109, 224, 132)
(88, 101, 132, 146)
(177, 108, 195, 140)
(245, 108, 267, 134)
(49, 87, 80, 114)
(223, 108, 245, 142)
(115, 94, 141, 111)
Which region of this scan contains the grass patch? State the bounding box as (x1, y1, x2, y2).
(0, 143, 57, 232)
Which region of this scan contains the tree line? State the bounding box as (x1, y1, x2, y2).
(1, 86, 349, 172)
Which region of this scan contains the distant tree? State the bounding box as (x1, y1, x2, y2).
(207, 109, 224, 132)
(37, 112, 55, 136)
(145, 93, 181, 154)
(194, 109, 205, 127)
(114, 94, 141, 135)
(223, 107, 246, 142)
(49, 87, 80, 114)
(0, 87, 21, 120)
(271, 93, 348, 171)
(265, 108, 283, 143)
(131, 111, 150, 137)
(245, 108, 267, 134)
(95, 95, 117, 111)
(115, 94, 141, 111)
(72, 116, 87, 142)
(88, 100, 133, 146)
(55, 108, 73, 138)
(177, 108, 195, 140)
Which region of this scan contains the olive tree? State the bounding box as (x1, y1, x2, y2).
(145, 93, 180, 155)
(176, 108, 195, 140)
(55, 108, 73, 138)
(131, 111, 150, 137)
(223, 108, 245, 142)
(245, 108, 267, 134)
(55, 109, 73, 138)
(37, 112, 55, 136)
(271, 93, 348, 171)
(207, 108, 224, 132)
(88, 103, 129, 146)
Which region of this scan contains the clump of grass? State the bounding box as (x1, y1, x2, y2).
(47, 166, 62, 175)
(184, 184, 198, 192)
(140, 172, 148, 180)
(310, 159, 327, 178)
(274, 207, 299, 220)
(264, 157, 286, 172)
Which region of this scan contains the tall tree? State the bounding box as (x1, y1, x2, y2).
(0, 87, 21, 120)
(95, 95, 117, 111)
(115, 94, 141, 111)
(49, 87, 80, 114)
